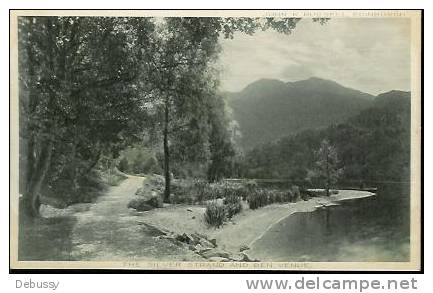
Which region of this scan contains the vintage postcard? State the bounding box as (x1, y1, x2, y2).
(10, 10, 422, 271)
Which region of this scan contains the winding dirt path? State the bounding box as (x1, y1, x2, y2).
(70, 175, 200, 261)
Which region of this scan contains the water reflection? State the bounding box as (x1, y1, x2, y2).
(249, 184, 410, 262)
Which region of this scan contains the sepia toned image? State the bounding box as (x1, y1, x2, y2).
(9, 10, 422, 271)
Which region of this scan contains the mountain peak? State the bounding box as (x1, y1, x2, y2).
(306, 76, 336, 83)
(239, 78, 288, 97)
(228, 76, 376, 149)
(289, 76, 348, 89)
(242, 78, 286, 91)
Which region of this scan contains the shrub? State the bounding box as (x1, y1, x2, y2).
(150, 174, 165, 184)
(204, 201, 226, 228)
(286, 189, 294, 202)
(304, 189, 326, 197)
(267, 190, 286, 204)
(223, 192, 240, 205)
(208, 183, 226, 199)
(267, 191, 274, 204)
(170, 180, 249, 205)
(132, 152, 146, 174)
(193, 180, 212, 203)
(247, 190, 268, 210)
(169, 192, 195, 204)
(237, 187, 250, 201)
(244, 179, 258, 190)
(223, 193, 242, 218)
(170, 179, 207, 204)
(301, 192, 310, 201)
(272, 190, 286, 203)
(127, 198, 154, 211)
(291, 185, 301, 201)
(226, 202, 242, 218)
(143, 156, 160, 174)
(100, 168, 127, 186)
(146, 195, 164, 208)
(247, 188, 297, 210)
(117, 157, 129, 172)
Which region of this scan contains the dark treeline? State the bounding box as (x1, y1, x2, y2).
(243, 90, 411, 188)
(19, 16, 329, 217)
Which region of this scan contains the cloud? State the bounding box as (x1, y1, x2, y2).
(219, 18, 411, 95)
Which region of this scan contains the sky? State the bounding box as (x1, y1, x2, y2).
(219, 18, 411, 95)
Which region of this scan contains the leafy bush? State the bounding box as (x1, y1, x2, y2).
(271, 190, 288, 203)
(301, 192, 310, 201)
(127, 198, 154, 211)
(43, 168, 117, 207)
(132, 152, 146, 174)
(104, 173, 126, 186)
(223, 193, 242, 218)
(149, 174, 165, 188)
(223, 193, 241, 205)
(237, 187, 250, 201)
(291, 185, 301, 201)
(170, 179, 202, 204)
(169, 192, 196, 204)
(247, 188, 300, 210)
(146, 195, 164, 208)
(192, 180, 212, 203)
(117, 157, 129, 172)
(244, 180, 258, 190)
(99, 168, 127, 186)
(247, 189, 268, 210)
(170, 180, 246, 204)
(117, 146, 162, 175)
(226, 202, 242, 218)
(204, 201, 226, 228)
(285, 189, 294, 202)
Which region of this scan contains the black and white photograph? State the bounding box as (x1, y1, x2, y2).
(9, 10, 422, 271)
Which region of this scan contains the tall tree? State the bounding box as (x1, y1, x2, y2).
(143, 17, 321, 201)
(141, 17, 222, 201)
(206, 95, 236, 182)
(314, 139, 342, 196)
(18, 16, 154, 217)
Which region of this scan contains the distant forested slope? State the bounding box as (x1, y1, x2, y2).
(243, 90, 411, 186)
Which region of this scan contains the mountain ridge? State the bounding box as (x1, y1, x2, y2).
(226, 77, 404, 149)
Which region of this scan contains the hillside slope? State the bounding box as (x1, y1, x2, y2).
(227, 77, 375, 149)
(243, 90, 411, 184)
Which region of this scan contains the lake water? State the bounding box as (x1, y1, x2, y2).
(248, 184, 410, 262)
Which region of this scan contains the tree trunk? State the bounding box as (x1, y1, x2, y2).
(326, 148, 330, 197)
(24, 35, 38, 192)
(163, 98, 171, 203)
(25, 135, 35, 192)
(23, 140, 53, 218)
(84, 148, 102, 175)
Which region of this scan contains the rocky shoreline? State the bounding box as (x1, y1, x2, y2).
(138, 222, 257, 262)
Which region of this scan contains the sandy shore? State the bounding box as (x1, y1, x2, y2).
(138, 189, 375, 255)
